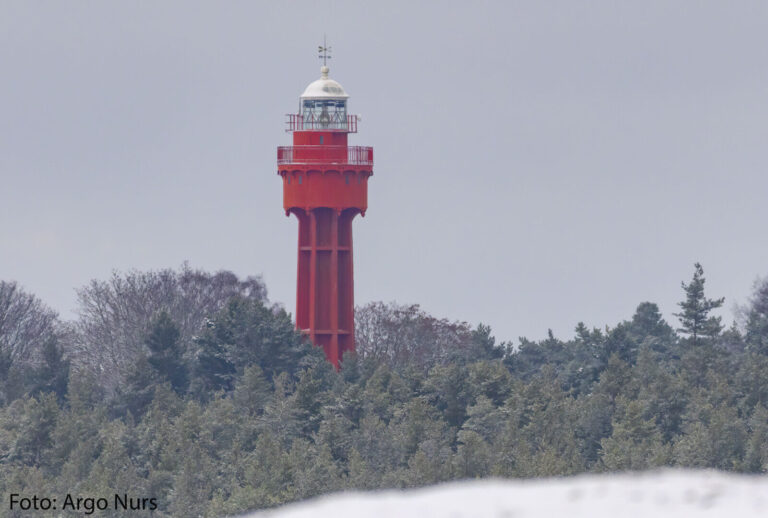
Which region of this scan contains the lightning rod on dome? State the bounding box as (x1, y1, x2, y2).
(318, 35, 331, 68)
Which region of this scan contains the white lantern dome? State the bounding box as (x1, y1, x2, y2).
(300, 66, 349, 100)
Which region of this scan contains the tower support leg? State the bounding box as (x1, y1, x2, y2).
(293, 207, 358, 368)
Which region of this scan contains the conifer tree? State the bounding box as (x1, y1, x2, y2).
(743, 405, 768, 472)
(145, 311, 188, 395)
(629, 302, 677, 361)
(600, 398, 662, 471)
(30, 337, 70, 401)
(233, 364, 272, 416)
(471, 323, 505, 360)
(10, 393, 60, 467)
(745, 278, 768, 355)
(120, 355, 163, 418)
(674, 263, 724, 347)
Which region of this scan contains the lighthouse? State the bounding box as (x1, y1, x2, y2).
(277, 50, 373, 368)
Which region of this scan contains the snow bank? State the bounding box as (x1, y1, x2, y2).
(245, 470, 768, 518)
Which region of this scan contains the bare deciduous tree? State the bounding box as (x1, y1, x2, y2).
(354, 302, 476, 371)
(69, 264, 268, 391)
(0, 281, 59, 366)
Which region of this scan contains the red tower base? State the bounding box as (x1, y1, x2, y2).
(291, 206, 359, 367)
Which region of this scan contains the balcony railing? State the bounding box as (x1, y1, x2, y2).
(285, 114, 358, 133)
(277, 146, 373, 166)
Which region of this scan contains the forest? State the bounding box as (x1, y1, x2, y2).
(1, 263, 768, 517)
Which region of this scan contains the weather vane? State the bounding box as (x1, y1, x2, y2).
(318, 35, 332, 66)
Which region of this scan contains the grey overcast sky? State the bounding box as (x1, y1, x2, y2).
(1, 1, 767, 343)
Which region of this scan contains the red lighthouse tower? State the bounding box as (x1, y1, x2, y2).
(277, 57, 373, 368)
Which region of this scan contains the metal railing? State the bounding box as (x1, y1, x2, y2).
(285, 114, 358, 133)
(277, 146, 373, 166)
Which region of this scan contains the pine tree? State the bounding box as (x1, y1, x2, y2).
(9, 393, 60, 468)
(259, 373, 301, 445)
(29, 337, 69, 401)
(454, 430, 491, 478)
(600, 398, 662, 471)
(573, 392, 613, 465)
(233, 364, 272, 416)
(629, 302, 678, 362)
(423, 363, 471, 428)
(467, 360, 513, 405)
(745, 278, 768, 355)
(674, 263, 724, 347)
(120, 355, 163, 418)
(191, 297, 319, 399)
(471, 323, 505, 360)
(743, 405, 768, 472)
(146, 311, 189, 395)
(293, 360, 337, 435)
(462, 396, 505, 442)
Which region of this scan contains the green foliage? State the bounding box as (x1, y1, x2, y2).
(745, 278, 768, 355)
(31, 337, 70, 401)
(675, 263, 725, 347)
(118, 356, 163, 419)
(146, 311, 189, 395)
(233, 364, 272, 416)
(2, 264, 768, 516)
(192, 297, 321, 397)
(471, 323, 507, 360)
(600, 398, 665, 471)
(423, 363, 471, 428)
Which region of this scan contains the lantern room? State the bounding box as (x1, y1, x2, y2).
(299, 66, 349, 131)
(286, 66, 358, 134)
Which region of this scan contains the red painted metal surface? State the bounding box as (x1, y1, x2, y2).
(278, 123, 373, 368)
(277, 146, 373, 166)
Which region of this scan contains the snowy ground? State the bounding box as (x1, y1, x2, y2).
(245, 470, 768, 518)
